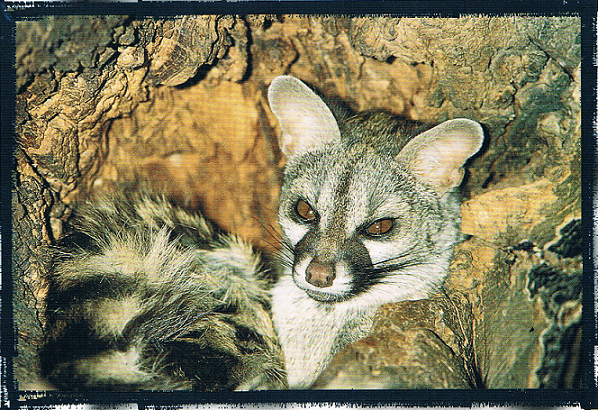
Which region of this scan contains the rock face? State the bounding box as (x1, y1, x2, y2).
(13, 15, 581, 390)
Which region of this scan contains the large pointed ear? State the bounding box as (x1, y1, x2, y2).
(396, 119, 484, 196)
(268, 76, 341, 158)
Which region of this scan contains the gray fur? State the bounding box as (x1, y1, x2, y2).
(268, 75, 483, 388)
(41, 75, 483, 391)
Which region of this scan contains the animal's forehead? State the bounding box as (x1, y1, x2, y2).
(335, 144, 411, 190)
(298, 145, 414, 229)
(284, 142, 413, 199)
(297, 142, 395, 174)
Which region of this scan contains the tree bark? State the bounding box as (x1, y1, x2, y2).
(13, 15, 581, 390)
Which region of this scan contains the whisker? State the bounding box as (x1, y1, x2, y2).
(245, 213, 282, 241)
(261, 222, 283, 243)
(253, 236, 283, 252)
(244, 215, 284, 251)
(271, 239, 294, 269)
(369, 241, 456, 269)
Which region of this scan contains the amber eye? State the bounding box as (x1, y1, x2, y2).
(296, 200, 316, 222)
(365, 219, 394, 236)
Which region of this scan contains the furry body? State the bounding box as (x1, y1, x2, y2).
(41, 193, 286, 390)
(41, 76, 483, 391)
(271, 138, 462, 387)
(268, 76, 483, 388)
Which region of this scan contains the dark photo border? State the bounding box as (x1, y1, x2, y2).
(1, 1, 596, 408)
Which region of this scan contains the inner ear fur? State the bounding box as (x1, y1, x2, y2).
(396, 118, 484, 196)
(268, 76, 341, 158)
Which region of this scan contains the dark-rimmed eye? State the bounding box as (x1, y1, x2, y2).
(364, 219, 394, 236)
(296, 200, 317, 222)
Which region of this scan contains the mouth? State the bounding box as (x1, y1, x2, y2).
(292, 272, 352, 302)
(303, 288, 350, 303)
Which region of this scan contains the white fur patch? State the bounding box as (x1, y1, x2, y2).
(271, 274, 372, 388)
(200, 235, 260, 280)
(362, 239, 410, 265)
(96, 243, 144, 277)
(73, 346, 151, 385)
(93, 296, 141, 337)
(280, 219, 309, 247)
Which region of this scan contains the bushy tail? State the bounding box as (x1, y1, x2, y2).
(41, 192, 286, 391)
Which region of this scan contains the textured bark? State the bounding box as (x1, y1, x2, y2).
(13, 15, 581, 390)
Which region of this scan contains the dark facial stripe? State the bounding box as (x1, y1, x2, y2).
(342, 236, 377, 296)
(320, 151, 360, 260)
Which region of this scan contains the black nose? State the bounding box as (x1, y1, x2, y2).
(305, 259, 336, 288)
